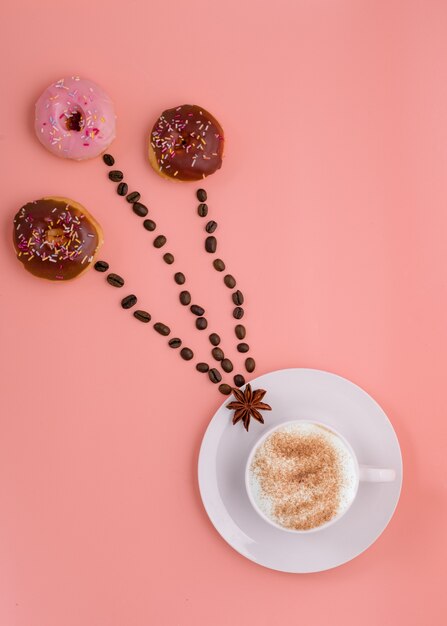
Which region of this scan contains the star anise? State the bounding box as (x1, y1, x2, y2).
(226, 383, 272, 431)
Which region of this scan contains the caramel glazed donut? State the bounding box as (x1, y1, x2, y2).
(13, 197, 103, 280)
(149, 104, 224, 181)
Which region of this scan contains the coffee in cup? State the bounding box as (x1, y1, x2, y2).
(246, 421, 360, 532)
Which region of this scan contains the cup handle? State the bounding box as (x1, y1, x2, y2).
(359, 465, 396, 482)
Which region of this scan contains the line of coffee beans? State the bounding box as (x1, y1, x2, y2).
(195, 188, 256, 378)
(103, 155, 236, 381)
(102, 157, 255, 391)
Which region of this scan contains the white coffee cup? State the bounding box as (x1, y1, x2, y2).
(245, 420, 396, 533)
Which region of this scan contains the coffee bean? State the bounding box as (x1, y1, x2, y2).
(133, 310, 151, 323)
(197, 188, 207, 202)
(235, 324, 246, 339)
(103, 154, 115, 166)
(196, 317, 208, 330)
(154, 235, 167, 248)
(198, 203, 208, 217)
(234, 374, 246, 387)
(224, 274, 236, 288)
(205, 236, 217, 253)
(196, 362, 209, 373)
(221, 358, 234, 373)
(94, 260, 109, 272)
(213, 259, 225, 272)
(180, 347, 194, 360)
(219, 384, 232, 395)
(190, 304, 205, 316)
(109, 170, 123, 182)
(232, 290, 244, 305)
(212, 347, 224, 361)
(237, 342, 249, 353)
(143, 219, 156, 231)
(107, 273, 124, 287)
(117, 182, 128, 196)
(233, 307, 244, 319)
(179, 290, 191, 305)
(174, 272, 185, 285)
(133, 202, 148, 217)
(121, 294, 137, 309)
(245, 357, 256, 373)
(163, 253, 174, 264)
(208, 368, 222, 383)
(209, 333, 221, 346)
(168, 338, 182, 348)
(153, 322, 170, 336)
(205, 220, 217, 233)
(126, 191, 141, 203)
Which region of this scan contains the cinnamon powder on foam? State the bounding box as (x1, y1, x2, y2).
(251, 430, 345, 531)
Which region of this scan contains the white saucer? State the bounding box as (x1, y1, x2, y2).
(198, 368, 403, 573)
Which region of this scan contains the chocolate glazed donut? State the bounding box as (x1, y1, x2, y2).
(148, 104, 224, 181)
(13, 197, 103, 281)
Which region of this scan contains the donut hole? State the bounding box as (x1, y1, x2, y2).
(175, 135, 189, 151)
(46, 228, 67, 246)
(65, 109, 84, 132)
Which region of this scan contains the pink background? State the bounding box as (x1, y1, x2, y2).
(1, 0, 446, 624)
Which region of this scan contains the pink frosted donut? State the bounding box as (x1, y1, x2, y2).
(35, 76, 116, 160)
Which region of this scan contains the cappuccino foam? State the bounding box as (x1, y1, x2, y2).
(248, 422, 357, 531)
